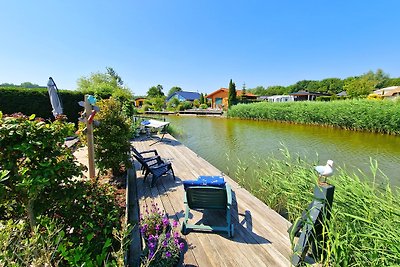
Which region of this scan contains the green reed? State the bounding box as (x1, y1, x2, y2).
(228, 99, 400, 135)
(235, 149, 400, 266)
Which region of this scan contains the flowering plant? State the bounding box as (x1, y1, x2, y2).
(140, 201, 184, 267)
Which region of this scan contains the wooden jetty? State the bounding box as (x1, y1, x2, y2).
(131, 134, 293, 266)
(144, 109, 224, 116)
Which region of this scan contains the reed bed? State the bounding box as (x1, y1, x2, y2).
(228, 99, 400, 135)
(235, 149, 400, 266)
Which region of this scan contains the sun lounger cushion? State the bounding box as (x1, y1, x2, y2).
(183, 176, 226, 190)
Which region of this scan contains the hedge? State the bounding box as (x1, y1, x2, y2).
(0, 87, 109, 124)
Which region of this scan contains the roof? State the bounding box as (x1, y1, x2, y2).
(206, 88, 256, 98)
(289, 90, 330, 96)
(166, 91, 201, 101)
(373, 86, 400, 97)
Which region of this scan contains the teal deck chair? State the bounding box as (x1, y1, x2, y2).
(181, 176, 234, 237)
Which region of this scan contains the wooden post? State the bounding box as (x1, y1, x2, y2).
(84, 95, 95, 180)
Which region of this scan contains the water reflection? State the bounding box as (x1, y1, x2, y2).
(168, 116, 400, 187)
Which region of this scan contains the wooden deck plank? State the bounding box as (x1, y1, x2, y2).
(132, 134, 293, 267)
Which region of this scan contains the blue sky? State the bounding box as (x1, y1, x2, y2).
(1, 1, 399, 96)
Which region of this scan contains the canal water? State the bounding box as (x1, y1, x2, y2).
(166, 116, 400, 188)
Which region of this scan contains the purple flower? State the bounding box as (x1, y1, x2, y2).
(172, 220, 178, 228)
(165, 251, 171, 258)
(174, 232, 179, 238)
(162, 217, 169, 226)
(155, 224, 160, 231)
(148, 251, 154, 259)
(166, 232, 171, 239)
(179, 242, 185, 251)
(149, 242, 155, 249)
(163, 240, 168, 247)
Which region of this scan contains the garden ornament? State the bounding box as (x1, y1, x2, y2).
(315, 160, 334, 184)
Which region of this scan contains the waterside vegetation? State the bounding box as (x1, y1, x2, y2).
(228, 99, 400, 135)
(235, 149, 400, 266)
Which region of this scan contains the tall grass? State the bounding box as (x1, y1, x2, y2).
(235, 149, 400, 266)
(228, 99, 400, 135)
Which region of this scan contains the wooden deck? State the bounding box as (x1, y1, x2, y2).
(132, 134, 293, 267)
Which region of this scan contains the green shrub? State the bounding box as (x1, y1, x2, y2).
(316, 96, 332, 101)
(94, 98, 132, 176)
(0, 218, 64, 266)
(180, 101, 193, 110)
(199, 104, 208, 109)
(0, 113, 82, 230)
(0, 111, 127, 266)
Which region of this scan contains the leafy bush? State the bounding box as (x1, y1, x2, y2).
(316, 96, 332, 101)
(199, 104, 208, 109)
(94, 98, 132, 176)
(0, 111, 127, 266)
(0, 218, 64, 266)
(0, 113, 81, 230)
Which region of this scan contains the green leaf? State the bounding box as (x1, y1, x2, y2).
(0, 170, 10, 182)
(29, 114, 36, 120)
(86, 232, 94, 241)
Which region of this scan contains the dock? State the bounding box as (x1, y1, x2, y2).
(131, 134, 293, 266)
(144, 109, 224, 116)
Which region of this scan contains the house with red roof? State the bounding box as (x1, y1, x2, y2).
(206, 88, 257, 110)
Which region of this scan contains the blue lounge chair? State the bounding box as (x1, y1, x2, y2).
(181, 176, 234, 237)
(131, 146, 161, 173)
(132, 150, 175, 187)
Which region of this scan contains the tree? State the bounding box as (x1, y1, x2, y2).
(228, 79, 237, 108)
(20, 82, 42, 88)
(200, 93, 205, 104)
(147, 85, 165, 98)
(343, 76, 376, 98)
(372, 69, 390, 89)
(106, 66, 123, 86)
(241, 83, 247, 97)
(266, 85, 289, 96)
(291, 80, 314, 92)
(249, 86, 267, 96)
(167, 86, 182, 97)
(320, 78, 344, 94)
(77, 67, 132, 100)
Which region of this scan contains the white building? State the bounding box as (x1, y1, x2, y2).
(259, 95, 295, 102)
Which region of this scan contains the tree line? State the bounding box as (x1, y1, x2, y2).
(248, 69, 400, 98)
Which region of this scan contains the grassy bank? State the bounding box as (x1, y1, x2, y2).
(235, 149, 400, 266)
(228, 99, 400, 135)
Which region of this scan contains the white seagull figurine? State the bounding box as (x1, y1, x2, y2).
(315, 160, 334, 184)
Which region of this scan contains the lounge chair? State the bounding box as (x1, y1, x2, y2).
(181, 176, 234, 237)
(131, 146, 161, 173)
(132, 152, 175, 187)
